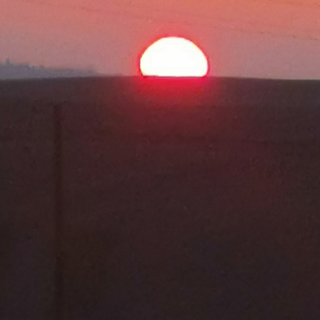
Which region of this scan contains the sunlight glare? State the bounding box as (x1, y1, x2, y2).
(140, 37, 209, 77)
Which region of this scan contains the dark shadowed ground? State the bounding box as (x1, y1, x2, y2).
(1, 77, 320, 320)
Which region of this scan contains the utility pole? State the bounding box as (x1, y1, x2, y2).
(54, 103, 63, 320)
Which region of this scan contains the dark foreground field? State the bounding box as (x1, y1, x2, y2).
(1, 76, 320, 319)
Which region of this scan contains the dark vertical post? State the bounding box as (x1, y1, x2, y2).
(54, 103, 63, 320)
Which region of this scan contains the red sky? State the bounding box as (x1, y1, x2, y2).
(1, 0, 320, 78)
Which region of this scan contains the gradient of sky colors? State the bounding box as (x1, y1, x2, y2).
(1, 0, 320, 78)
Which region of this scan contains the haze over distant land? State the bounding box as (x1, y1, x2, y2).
(0, 59, 97, 80)
(1, 0, 320, 79)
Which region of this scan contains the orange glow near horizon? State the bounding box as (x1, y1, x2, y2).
(1, 0, 320, 79)
(140, 37, 209, 77)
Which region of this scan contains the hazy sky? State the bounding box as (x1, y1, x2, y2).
(1, 0, 320, 78)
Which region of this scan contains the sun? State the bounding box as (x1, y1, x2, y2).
(139, 37, 209, 77)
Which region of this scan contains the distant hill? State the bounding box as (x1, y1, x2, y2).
(1, 77, 320, 320)
(0, 59, 97, 79)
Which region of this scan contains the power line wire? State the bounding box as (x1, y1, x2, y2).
(7, 0, 320, 41)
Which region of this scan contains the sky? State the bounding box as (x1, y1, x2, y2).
(1, 0, 320, 78)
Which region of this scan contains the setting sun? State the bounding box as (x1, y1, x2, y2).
(140, 37, 209, 77)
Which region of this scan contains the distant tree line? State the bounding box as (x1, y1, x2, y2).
(0, 59, 97, 79)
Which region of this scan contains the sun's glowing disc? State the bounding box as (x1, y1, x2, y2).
(140, 37, 209, 77)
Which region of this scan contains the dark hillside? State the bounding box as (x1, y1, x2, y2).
(1, 77, 320, 319)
